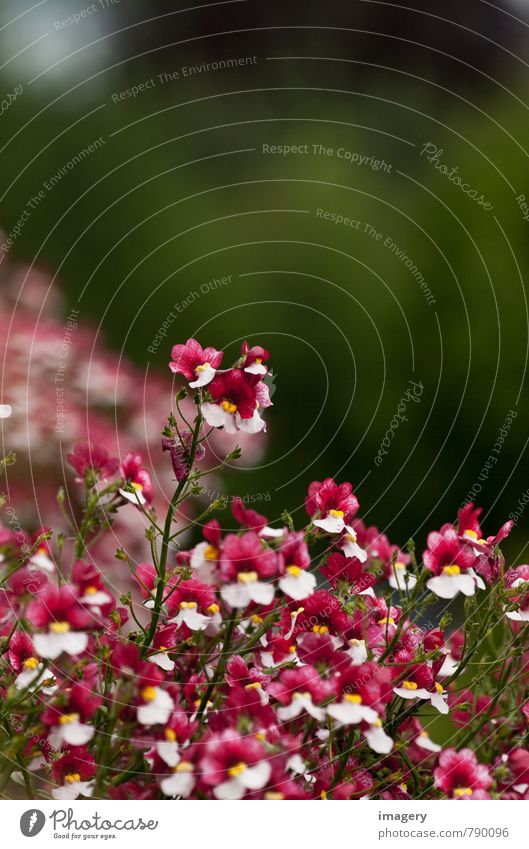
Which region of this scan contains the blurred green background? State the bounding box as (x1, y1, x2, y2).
(2, 0, 529, 559)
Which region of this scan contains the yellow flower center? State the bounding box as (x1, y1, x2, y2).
(255, 732, 266, 741)
(435, 682, 444, 694)
(131, 481, 143, 492)
(204, 545, 219, 561)
(293, 691, 311, 700)
(288, 645, 296, 653)
(286, 565, 302, 577)
(221, 400, 237, 414)
(50, 621, 70, 634)
(312, 624, 329, 634)
(195, 362, 211, 372)
(227, 761, 247, 778)
(402, 681, 418, 691)
(372, 718, 382, 728)
(464, 529, 478, 539)
(180, 601, 197, 610)
(378, 617, 395, 626)
(59, 712, 80, 725)
(237, 571, 258, 584)
(395, 561, 406, 570)
(65, 773, 81, 784)
(344, 694, 362, 704)
(165, 728, 176, 742)
(175, 761, 193, 773)
(141, 686, 158, 702)
(443, 564, 461, 576)
(84, 586, 98, 595)
(454, 787, 473, 797)
(320, 790, 327, 800)
(23, 656, 39, 670)
(344, 532, 357, 542)
(399, 783, 408, 793)
(207, 603, 220, 615)
(265, 791, 284, 800)
(254, 358, 262, 365)
(245, 681, 262, 690)
(419, 731, 430, 738)
(328, 509, 344, 518)
(251, 614, 263, 624)
(291, 607, 304, 617)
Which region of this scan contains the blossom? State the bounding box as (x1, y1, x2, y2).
(26, 585, 93, 659)
(423, 525, 484, 599)
(434, 748, 493, 799)
(168, 578, 221, 632)
(321, 552, 375, 595)
(201, 731, 272, 799)
(241, 340, 270, 375)
(202, 369, 265, 434)
(119, 451, 154, 506)
(504, 565, 529, 621)
(278, 533, 316, 601)
(44, 684, 101, 748)
(67, 442, 119, 480)
(393, 664, 449, 714)
(219, 531, 277, 608)
(51, 748, 96, 800)
(268, 666, 335, 722)
(169, 338, 223, 387)
(306, 479, 365, 564)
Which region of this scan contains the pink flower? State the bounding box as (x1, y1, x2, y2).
(504, 564, 529, 621)
(241, 340, 270, 375)
(43, 683, 101, 748)
(202, 369, 265, 434)
(168, 578, 220, 632)
(434, 748, 493, 799)
(169, 338, 223, 387)
(423, 525, 483, 599)
(26, 584, 94, 659)
(67, 442, 119, 480)
(201, 730, 271, 799)
(306, 478, 361, 553)
(278, 532, 316, 600)
(120, 451, 154, 506)
(321, 552, 375, 595)
(51, 747, 96, 800)
(219, 531, 278, 608)
(268, 666, 335, 722)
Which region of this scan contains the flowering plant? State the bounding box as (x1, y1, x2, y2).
(0, 338, 528, 801)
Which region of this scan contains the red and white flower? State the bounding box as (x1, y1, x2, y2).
(423, 525, 484, 599)
(201, 730, 272, 800)
(26, 585, 93, 660)
(169, 338, 223, 388)
(434, 748, 492, 799)
(202, 369, 266, 434)
(219, 531, 277, 608)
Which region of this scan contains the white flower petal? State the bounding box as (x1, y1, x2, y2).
(364, 725, 393, 754)
(161, 772, 195, 798)
(220, 582, 251, 609)
(214, 778, 245, 800)
(313, 515, 344, 534)
(189, 364, 216, 388)
(62, 721, 94, 746)
(279, 570, 316, 601)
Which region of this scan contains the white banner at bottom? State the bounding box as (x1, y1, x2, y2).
(3, 799, 526, 849)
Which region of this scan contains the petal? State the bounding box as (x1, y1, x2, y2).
(62, 721, 94, 746)
(364, 725, 393, 754)
(214, 778, 245, 800)
(161, 772, 195, 798)
(220, 583, 251, 609)
(313, 516, 344, 534)
(426, 574, 460, 599)
(240, 762, 272, 790)
(279, 571, 316, 601)
(201, 403, 232, 429)
(156, 741, 180, 767)
(236, 410, 266, 434)
(189, 364, 216, 388)
(248, 581, 275, 605)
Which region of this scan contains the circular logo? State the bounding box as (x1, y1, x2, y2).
(20, 810, 46, 837)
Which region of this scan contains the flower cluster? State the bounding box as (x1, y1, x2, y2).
(0, 338, 528, 801)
